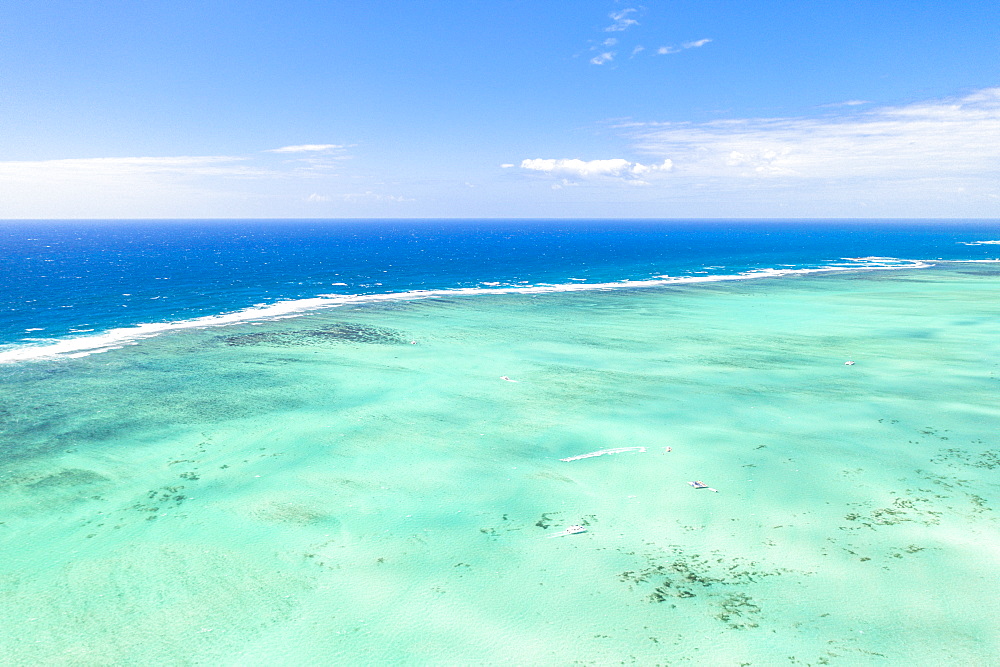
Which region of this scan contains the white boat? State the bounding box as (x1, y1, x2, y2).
(688, 481, 718, 492)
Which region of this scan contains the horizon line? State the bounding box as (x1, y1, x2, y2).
(2, 216, 999, 223)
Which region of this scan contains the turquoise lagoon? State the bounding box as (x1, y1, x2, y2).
(0, 264, 998, 665)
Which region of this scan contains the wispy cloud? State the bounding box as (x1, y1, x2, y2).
(307, 189, 415, 204)
(605, 8, 639, 32)
(682, 38, 712, 49)
(586, 2, 711, 68)
(818, 99, 872, 108)
(341, 191, 414, 202)
(0, 143, 361, 217)
(518, 157, 673, 183)
(0, 143, 354, 185)
(0, 155, 265, 180)
(265, 143, 351, 175)
(512, 89, 1000, 215)
(267, 144, 344, 153)
(626, 88, 1000, 182)
(589, 7, 711, 66)
(657, 39, 712, 55)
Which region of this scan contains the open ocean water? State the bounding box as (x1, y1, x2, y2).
(0, 219, 998, 664)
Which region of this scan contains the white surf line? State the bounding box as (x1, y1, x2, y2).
(0, 257, 940, 364)
(560, 446, 647, 462)
(0, 296, 340, 364)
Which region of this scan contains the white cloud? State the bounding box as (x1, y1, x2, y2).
(682, 38, 712, 49)
(605, 8, 638, 32)
(266, 143, 351, 175)
(632, 45, 645, 56)
(627, 88, 1000, 183)
(590, 52, 615, 65)
(341, 191, 414, 202)
(0, 144, 356, 217)
(657, 39, 711, 55)
(267, 144, 344, 153)
(819, 99, 872, 108)
(307, 193, 331, 202)
(0, 155, 265, 181)
(587, 88, 1000, 215)
(507, 89, 1000, 216)
(603, 38, 618, 47)
(0, 154, 276, 218)
(519, 158, 673, 181)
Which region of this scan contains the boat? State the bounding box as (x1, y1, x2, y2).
(688, 481, 718, 492)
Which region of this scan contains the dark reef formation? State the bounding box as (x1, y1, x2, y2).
(221, 323, 408, 347)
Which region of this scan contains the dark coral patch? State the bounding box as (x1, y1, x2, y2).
(222, 323, 408, 347)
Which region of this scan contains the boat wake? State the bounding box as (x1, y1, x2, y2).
(560, 447, 647, 462)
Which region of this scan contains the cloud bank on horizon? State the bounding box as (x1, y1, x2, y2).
(516, 158, 673, 182)
(629, 88, 1000, 180)
(518, 89, 1000, 184)
(0, 0, 998, 218)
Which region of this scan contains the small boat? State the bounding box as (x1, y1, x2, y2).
(688, 481, 718, 492)
(548, 525, 587, 538)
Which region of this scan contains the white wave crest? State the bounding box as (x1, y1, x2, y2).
(0, 257, 935, 364)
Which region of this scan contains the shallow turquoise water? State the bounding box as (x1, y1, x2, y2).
(1, 265, 998, 665)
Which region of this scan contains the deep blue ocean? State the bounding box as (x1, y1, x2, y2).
(2, 219, 999, 352)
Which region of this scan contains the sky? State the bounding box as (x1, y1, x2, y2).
(1, 0, 999, 219)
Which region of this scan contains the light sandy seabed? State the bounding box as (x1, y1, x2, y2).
(0, 264, 998, 665)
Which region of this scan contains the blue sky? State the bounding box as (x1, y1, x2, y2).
(2, 0, 999, 218)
